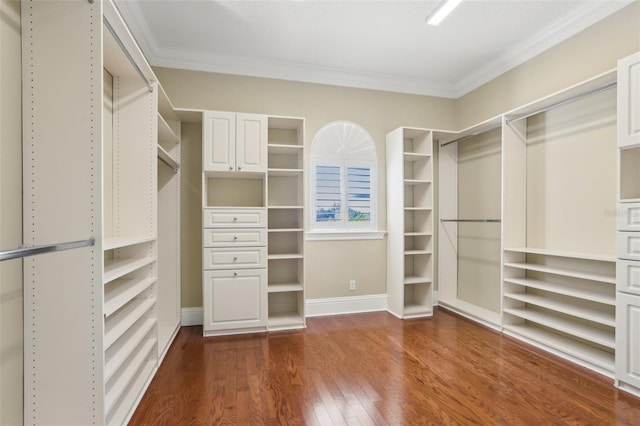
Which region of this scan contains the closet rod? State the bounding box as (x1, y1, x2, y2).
(0, 238, 95, 262)
(440, 124, 502, 148)
(158, 154, 178, 174)
(507, 80, 616, 124)
(103, 17, 154, 94)
(440, 219, 501, 223)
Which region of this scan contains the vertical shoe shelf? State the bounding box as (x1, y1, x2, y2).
(267, 116, 306, 330)
(386, 128, 434, 319)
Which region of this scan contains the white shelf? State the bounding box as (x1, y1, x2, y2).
(104, 337, 156, 416)
(268, 228, 304, 233)
(268, 168, 303, 177)
(267, 143, 304, 155)
(158, 113, 179, 147)
(404, 250, 432, 255)
(104, 236, 155, 251)
(104, 277, 156, 318)
(503, 308, 615, 348)
(504, 247, 615, 263)
(104, 318, 156, 382)
(158, 84, 179, 123)
(268, 205, 304, 210)
(503, 262, 615, 284)
(104, 298, 156, 351)
(403, 152, 430, 161)
(268, 283, 304, 293)
(268, 253, 304, 260)
(104, 257, 156, 284)
(504, 277, 615, 306)
(503, 323, 614, 372)
(404, 232, 432, 237)
(403, 303, 432, 317)
(404, 207, 431, 211)
(619, 198, 640, 204)
(404, 276, 431, 285)
(158, 144, 179, 171)
(268, 312, 304, 329)
(404, 179, 431, 186)
(504, 292, 615, 326)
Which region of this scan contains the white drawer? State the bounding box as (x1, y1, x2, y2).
(203, 228, 266, 247)
(618, 260, 640, 296)
(203, 208, 266, 228)
(618, 231, 640, 261)
(203, 247, 267, 270)
(618, 203, 640, 232)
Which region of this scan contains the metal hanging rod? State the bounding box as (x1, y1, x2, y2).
(440, 124, 503, 148)
(103, 17, 153, 94)
(507, 80, 616, 124)
(440, 219, 501, 223)
(0, 238, 95, 262)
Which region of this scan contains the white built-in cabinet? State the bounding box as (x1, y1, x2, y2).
(22, 0, 181, 424)
(386, 128, 434, 319)
(203, 111, 268, 174)
(616, 51, 640, 397)
(202, 112, 306, 336)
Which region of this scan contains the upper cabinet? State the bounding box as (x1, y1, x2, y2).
(618, 52, 640, 149)
(203, 111, 267, 174)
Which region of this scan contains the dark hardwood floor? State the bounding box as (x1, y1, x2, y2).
(130, 309, 640, 425)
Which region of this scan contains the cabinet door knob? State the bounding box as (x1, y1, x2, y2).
(233, 236, 238, 240)
(234, 272, 238, 277)
(229, 166, 233, 170)
(233, 217, 238, 221)
(233, 256, 238, 261)
(238, 166, 242, 171)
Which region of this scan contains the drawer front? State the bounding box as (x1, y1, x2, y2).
(618, 231, 640, 261)
(618, 260, 640, 296)
(618, 203, 640, 232)
(203, 208, 266, 228)
(203, 229, 266, 247)
(203, 247, 267, 270)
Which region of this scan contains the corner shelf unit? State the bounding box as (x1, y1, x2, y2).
(267, 116, 306, 330)
(386, 127, 434, 319)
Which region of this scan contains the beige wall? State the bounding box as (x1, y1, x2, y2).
(457, 1, 640, 129)
(156, 68, 456, 305)
(0, 0, 22, 424)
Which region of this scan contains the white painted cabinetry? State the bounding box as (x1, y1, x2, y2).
(616, 51, 640, 398)
(203, 111, 267, 173)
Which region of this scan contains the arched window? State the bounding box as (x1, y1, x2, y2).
(309, 121, 379, 237)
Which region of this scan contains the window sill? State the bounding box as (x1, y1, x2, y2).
(305, 230, 386, 241)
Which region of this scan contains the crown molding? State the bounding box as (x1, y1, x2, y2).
(116, 0, 633, 100)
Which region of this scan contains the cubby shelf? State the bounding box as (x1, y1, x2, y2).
(104, 236, 156, 251)
(104, 277, 157, 317)
(504, 262, 616, 284)
(104, 257, 156, 284)
(504, 292, 615, 326)
(104, 298, 156, 351)
(268, 283, 304, 292)
(504, 277, 615, 305)
(404, 277, 431, 285)
(104, 318, 156, 382)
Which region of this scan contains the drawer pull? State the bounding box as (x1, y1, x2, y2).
(234, 272, 238, 277)
(233, 236, 238, 240)
(233, 217, 238, 222)
(233, 256, 238, 261)
(229, 166, 233, 171)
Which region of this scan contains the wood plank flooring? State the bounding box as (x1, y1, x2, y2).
(130, 309, 640, 425)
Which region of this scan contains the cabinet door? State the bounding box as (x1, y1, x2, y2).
(203, 111, 236, 172)
(618, 52, 640, 148)
(616, 292, 640, 390)
(203, 269, 267, 333)
(236, 113, 267, 173)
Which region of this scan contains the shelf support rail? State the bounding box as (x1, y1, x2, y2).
(440, 124, 502, 148)
(103, 17, 154, 94)
(440, 219, 501, 223)
(0, 238, 95, 262)
(506, 80, 616, 124)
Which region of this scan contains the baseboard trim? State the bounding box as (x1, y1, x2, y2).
(181, 307, 203, 326)
(305, 294, 388, 317)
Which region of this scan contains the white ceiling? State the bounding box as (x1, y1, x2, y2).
(115, 0, 633, 98)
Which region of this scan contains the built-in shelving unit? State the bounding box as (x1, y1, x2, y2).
(501, 69, 618, 377)
(22, 1, 181, 423)
(267, 116, 306, 330)
(386, 127, 434, 319)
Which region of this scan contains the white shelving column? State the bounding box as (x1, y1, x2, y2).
(22, 0, 176, 423)
(615, 51, 640, 398)
(266, 116, 306, 330)
(386, 128, 434, 319)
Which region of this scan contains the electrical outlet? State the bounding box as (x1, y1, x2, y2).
(349, 280, 356, 291)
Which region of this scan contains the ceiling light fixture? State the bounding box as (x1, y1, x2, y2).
(426, 0, 463, 26)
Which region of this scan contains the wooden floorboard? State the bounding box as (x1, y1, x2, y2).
(130, 309, 640, 425)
